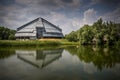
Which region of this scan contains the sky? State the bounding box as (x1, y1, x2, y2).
(0, 0, 120, 34)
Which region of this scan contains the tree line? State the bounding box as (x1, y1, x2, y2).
(0, 26, 16, 40)
(65, 18, 120, 45)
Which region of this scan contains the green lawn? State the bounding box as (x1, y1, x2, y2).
(0, 39, 79, 47)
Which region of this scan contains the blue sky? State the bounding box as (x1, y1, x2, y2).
(0, 0, 120, 34)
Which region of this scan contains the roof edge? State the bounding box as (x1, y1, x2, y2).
(41, 18, 62, 31)
(17, 18, 40, 31)
(17, 17, 62, 31)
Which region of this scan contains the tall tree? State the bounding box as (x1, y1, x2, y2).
(0, 26, 16, 40)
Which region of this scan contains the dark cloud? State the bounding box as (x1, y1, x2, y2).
(0, 0, 15, 6)
(101, 4, 120, 23)
(100, 0, 119, 4)
(61, 0, 73, 3)
(101, 0, 120, 8)
(92, 0, 120, 6)
(38, 0, 58, 6)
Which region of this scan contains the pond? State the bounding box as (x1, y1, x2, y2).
(0, 46, 120, 80)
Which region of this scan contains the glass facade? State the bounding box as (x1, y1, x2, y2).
(15, 17, 63, 39)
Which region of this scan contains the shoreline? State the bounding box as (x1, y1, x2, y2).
(0, 40, 79, 47)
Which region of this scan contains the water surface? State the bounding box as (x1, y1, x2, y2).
(0, 46, 120, 80)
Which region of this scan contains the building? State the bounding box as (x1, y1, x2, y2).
(15, 17, 64, 40)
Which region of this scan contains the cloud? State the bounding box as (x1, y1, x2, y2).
(15, 0, 81, 9)
(83, 8, 97, 25)
(0, 0, 15, 6)
(56, 0, 81, 8)
(0, 0, 83, 34)
(91, 0, 101, 5)
(15, 0, 34, 5)
(101, 4, 120, 23)
(91, 0, 120, 5)
(0, 0, 119, 35)
(47, 12, 81, 34)
(72, 18, 83, 29)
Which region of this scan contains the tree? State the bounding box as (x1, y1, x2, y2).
(65, 31, 78, 42)
(65, 18, 120, 45)
(79, 25, 95, 44)
(0, 26, 16, 40)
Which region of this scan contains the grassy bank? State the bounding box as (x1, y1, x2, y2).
(0, 39, 79, 47)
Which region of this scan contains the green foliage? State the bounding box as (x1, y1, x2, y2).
(79, 25, 95, 44)
(0, 26, 16, 40)
(65, 31, 78, 42)
(65, 18, 120, 45)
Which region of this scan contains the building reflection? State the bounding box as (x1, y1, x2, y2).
(16, 49, 63, 68)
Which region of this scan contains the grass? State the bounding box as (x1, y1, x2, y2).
(0, 39, 79, 47)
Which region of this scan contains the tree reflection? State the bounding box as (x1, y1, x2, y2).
(65, 45, 120, 70)
(0, 49, 15, 59)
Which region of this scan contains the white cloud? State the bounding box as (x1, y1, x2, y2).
(83, 8, 97, 25)
(1, 0, 120, 35)
(72, 18, 83, 29)
(1, 0, 82, 32)
(47, 12, 81, 34)
(1, 3, 81, 34)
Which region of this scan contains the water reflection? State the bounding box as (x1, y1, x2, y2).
(65, 46, 120, 70)
(16, 49, 63, 68)
(0, 49, 15, 59)
(0, 46, 120, 80)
